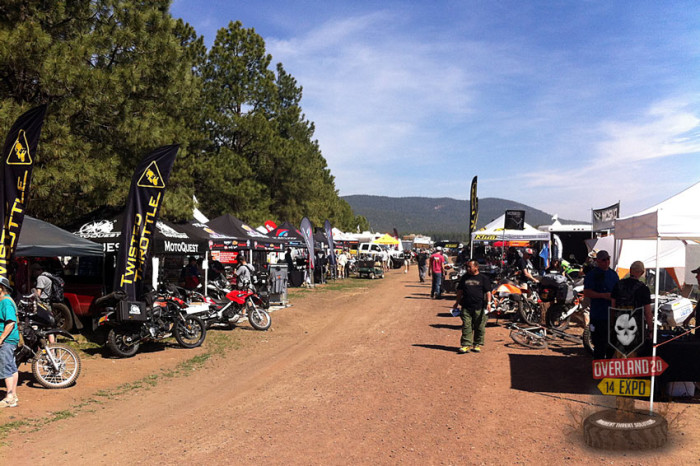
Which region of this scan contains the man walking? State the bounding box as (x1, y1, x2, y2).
(428, 247, 446, 299)
(453, 260, 492, 353)
(416, 249, 428, 283)
(583, 250, 619, 360)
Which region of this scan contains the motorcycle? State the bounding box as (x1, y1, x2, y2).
(201, 279, 271, 331)
(95, 290, 207, 358)
(538, 273, 593, 354)
(14, 295, 81, 388)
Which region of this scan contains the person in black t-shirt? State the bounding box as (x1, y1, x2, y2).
(453, 260, 492, 353)
(611, 260, 653, 332)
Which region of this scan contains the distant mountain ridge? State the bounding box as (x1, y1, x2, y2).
(342, 195, 586, 235)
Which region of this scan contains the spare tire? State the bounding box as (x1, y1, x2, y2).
(583, 409, 667, 450)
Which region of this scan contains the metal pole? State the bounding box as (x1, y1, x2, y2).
(649, 236, 661, 414)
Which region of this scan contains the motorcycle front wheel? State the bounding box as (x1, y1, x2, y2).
(545, 303, 571, 330)
(107, 328, 140, 358)
(247, 302, 271, 331)
(174, 316, 206, 348)
(31, 344, 82, 389)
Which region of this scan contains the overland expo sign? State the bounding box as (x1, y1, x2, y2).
(592, 356, 668, 379)
(597, 378, 651, 397)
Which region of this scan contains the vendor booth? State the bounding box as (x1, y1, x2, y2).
(471, 214, 551, 265)
(613, 181, 700, 408)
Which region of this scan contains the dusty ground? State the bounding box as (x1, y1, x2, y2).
(1, 269, 699, 465)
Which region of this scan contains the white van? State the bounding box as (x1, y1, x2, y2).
(358, 243, 383, 258)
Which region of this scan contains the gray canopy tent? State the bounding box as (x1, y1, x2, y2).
(17, 216, 103, 257)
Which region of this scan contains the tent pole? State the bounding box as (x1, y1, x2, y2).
(649, 236, 661, 414)
(204, 251, 209, 298)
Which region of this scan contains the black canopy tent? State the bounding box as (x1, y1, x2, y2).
(18, 216, 103, 257)
(267, 221, 305, 246)
(207, 214, 287, 251)
(75, 213, 208, 255)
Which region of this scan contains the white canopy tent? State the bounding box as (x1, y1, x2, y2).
(613, 180, 700, 412)
(471, 214, 550, 243)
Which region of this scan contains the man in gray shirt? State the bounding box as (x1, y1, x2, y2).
(31, 263, 52, 302)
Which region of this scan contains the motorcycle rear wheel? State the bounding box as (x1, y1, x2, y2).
(31, 344, 81, 389)
(51, 303, 74, 332)
(174, 316, 206, 348)
(247, 302, 271, 331)
(107, 328, 140, 358)
(518, 298, 542, 325)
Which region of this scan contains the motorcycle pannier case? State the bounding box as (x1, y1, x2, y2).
(538, 274, 568, 303)
(117, 301, 148, 322)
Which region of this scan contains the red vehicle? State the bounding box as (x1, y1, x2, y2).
(199, 280, 271, 331)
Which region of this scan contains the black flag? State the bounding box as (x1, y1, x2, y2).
(324, 220, 336, 266)
(115, 145, 179, 299)
(469, 176, 478, 238)
(0, 105, 47, 279)
(504, 210, 525, 230)
(299, 217, 314, 270)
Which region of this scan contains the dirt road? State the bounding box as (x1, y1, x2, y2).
(1, 271, 698, 464)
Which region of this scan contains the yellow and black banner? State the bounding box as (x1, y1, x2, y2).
(469, 176, 478, 240)
(0, 105, 47, 279)
(115, 145, 179, 299)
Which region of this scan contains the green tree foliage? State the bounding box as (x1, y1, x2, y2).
(0, 4, 361, 231)
(0, 0, 202, 224)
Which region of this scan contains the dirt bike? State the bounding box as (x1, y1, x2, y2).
(14, 295, 81, 388)
(200, 279, 271, 331)
(95, 290, 207, 358)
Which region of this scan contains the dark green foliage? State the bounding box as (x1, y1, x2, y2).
(0, 3, 358, 231)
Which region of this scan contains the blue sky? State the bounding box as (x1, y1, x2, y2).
(171, 0, 700, 222)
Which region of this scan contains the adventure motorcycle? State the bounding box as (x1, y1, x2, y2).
(201, 280, 271, 331)
(95, 290, 207, 358)
(14, 296, 81, 388)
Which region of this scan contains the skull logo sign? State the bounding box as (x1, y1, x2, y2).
(608, 307, 645, 357)
(615, 313, 637, 346)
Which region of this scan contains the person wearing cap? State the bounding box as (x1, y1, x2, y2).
(428, 247, 446, 299)
(611, 260, 653, 333)
(516, 248, 539, 284)
(180, 256, 201, 290)
(0, 277, 19, 407)
(583, 249, 619, 359)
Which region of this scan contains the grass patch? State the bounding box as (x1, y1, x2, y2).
(287, 277, 375, 299)
(0, 324, 247, 442)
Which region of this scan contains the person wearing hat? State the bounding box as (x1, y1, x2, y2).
(428, 246, 446, 299)
(516, 248, 539, 284)
(0, 276, 19, 407)
(30, 262, 52, 303)
(583, 249, 619, 359)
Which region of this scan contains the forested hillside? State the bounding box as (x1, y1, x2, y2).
(0, 1, 367, 230)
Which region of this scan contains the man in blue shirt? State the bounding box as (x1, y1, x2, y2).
(583, 250, 619, 360)
(0, 276, 19, 407)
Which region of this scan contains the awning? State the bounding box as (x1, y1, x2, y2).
(18, 216, 103, 257)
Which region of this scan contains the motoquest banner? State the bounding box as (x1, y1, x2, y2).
(592, 202, 619, 231)
(324, 219, 336, 266)
(299, 217, 314, 270)
(504, 209, 525, 230)
(115, 145, 179, 299)
(469, 176, 478, 239)
(0, 105, 47, 279)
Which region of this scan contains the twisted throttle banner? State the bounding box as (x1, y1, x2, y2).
(115, 145, 179, 299)
(0, 105, 47, 279)
(469, 176, 478, 236)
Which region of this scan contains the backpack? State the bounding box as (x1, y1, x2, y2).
(42, 272, 65, 303)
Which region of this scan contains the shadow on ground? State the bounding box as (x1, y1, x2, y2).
(509, 353, 595, 395)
